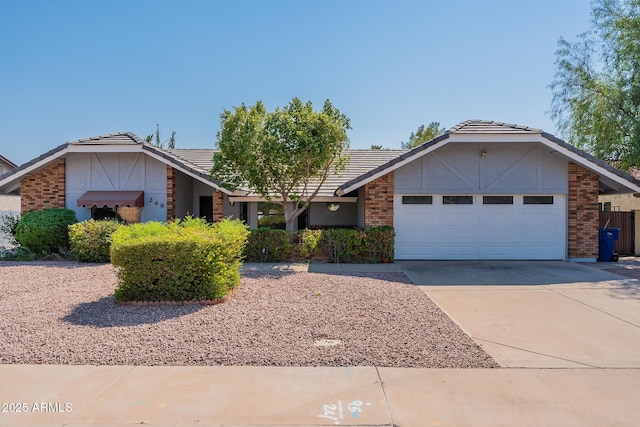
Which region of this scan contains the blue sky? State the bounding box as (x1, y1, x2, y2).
(0, 0, 592, 165)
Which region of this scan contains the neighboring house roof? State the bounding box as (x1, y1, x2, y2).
(0, 154, 17, 170)
(336, 119, 640, 196)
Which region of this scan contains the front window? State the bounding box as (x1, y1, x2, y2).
(258, 202, 285, 229)
(90, 206, 140, 223)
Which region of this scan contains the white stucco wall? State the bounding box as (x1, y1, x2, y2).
(66, 152, 168, 222)
(395, 142, 569, 194)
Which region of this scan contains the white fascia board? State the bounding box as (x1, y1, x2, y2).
(229, 196, 358, 203)
(446, 134, 544, 143)
(537, 136, 640, 193)
(67, 145, 143, 153)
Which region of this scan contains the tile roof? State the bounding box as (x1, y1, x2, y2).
(3, 121, 640, 197)
(68, 132, 145, 145)
(448, 119, 541, 134)
(167, 148, 407, 197)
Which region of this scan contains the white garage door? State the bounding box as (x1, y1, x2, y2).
(394, 194, 566, 260)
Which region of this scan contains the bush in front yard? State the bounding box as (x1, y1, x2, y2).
(15, 208, 77, 254)
(110, 217, 249, 302)
(69, 219, 121, 262)
(243, 228, 293, 262)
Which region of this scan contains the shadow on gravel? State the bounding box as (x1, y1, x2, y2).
(309, 271, 413, 284)
(240, 269, 298, 280)
(62, 297, 204, 327)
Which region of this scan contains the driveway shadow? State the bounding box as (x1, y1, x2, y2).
(62, 296, 204, 327)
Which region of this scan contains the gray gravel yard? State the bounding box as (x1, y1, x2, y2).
(0, 261, 497, 368)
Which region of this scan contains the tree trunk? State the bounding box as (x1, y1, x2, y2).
(283, 202, 298, 232)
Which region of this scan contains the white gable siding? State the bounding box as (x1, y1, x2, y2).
(66, 152, 167, 222)
(395, 142, 568, 194)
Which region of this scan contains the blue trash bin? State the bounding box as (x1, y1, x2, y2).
(598, 228, 621, 262)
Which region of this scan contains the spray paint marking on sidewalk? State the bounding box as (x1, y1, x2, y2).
(317, 400, 372, 424)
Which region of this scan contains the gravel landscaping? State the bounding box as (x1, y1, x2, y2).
(0, 261, 497, 368)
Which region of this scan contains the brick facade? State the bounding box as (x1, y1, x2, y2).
(568, 162, 599, 259)
(166, 165, 175, 220)
(20, 159, 66, 213)
(213, 190, 225, 221)
(363, 172, 394, 228)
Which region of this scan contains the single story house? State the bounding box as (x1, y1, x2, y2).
(1, 120, 639, 262)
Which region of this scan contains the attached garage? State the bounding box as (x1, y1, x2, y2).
(337, 120, 640, 262)
(394, 194, 566, 260)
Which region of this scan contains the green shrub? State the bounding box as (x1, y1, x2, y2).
(321, 228, 365, 263)
(298, 229, 323, 258)
(15, 208, 77, 254)
(362, 226, 395, 262)
(111, 218, 249, 302)
(69, 219, 121, 262)
(243, 228, 293, 262)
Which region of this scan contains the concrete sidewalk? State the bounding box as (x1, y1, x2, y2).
(2, 364, 639, 426)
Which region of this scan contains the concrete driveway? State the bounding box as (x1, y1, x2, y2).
(397, 260, 640, 368)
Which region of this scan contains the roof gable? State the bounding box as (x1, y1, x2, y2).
(337, 120, 640, 195)
(0, 133, 231, 194)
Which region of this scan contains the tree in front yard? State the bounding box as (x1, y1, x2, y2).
(211, 98, 351, 231)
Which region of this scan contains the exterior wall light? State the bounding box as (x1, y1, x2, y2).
(326, 202, 341, 212)
(480, 150, 488, 158)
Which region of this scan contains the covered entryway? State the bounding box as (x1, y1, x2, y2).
(394, 194, 566, 260)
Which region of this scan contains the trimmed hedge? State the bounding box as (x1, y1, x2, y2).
(243, 226, 395, 263)
(110, 217, 249, 302)
(15, 208, 77, 254)
(69, 219, 121, 262)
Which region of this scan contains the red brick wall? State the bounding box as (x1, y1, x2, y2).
(213, 190, 225, 221)
(568, 162, 599, 259)
(363, 172, 394, 228)
(21, 159, 66, 213)
(166, 166, 175, 220)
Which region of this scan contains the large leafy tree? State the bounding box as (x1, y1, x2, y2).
(211, 98, 351, 231)
(550, 0, 640, 170)
(401, 122, 445, 149)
